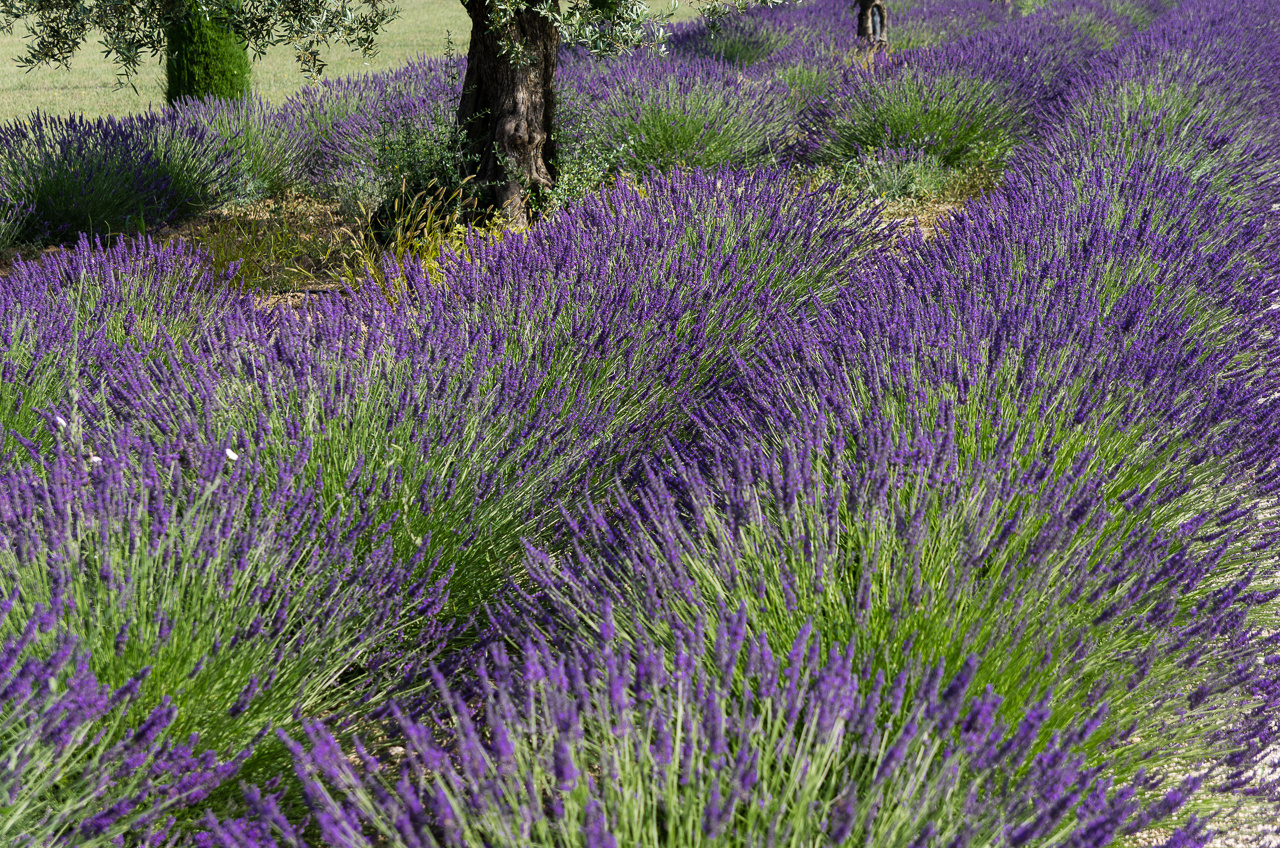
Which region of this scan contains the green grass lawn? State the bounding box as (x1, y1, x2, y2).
(0, 0, 701, 126)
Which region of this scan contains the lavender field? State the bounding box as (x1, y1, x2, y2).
(2, 0, 1280, 844)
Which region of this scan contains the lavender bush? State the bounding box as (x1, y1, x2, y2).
(558, 53, 792, 177)
(201, 600, 1170, 848)
(795, 9, 1101, 192)
(1044, 25, 1280, 216)
(0, 176, 32, 249)
(484, 418, 1276, 845)
(665, 11, 795, 66)
(306, 165, 888, 614)
(0, 397, 461, 805)
(270, 54, 467, 211)
(0, 236, 471, 838)
(0, 596, 258, 847)
(0, 111, 236, 250)
(168, 93, 312, 202)
(0, 235, 252, 473)
(887, 0, 1016, 50)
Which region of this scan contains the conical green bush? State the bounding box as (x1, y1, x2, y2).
(164, 0, 252, 106)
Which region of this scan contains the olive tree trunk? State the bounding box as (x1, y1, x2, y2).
(856, 0, 889, 50)
(457, 0, 559, 230)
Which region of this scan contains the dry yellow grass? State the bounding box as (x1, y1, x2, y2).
(0, 0, 701, 126)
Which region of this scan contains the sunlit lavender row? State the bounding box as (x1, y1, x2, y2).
(3, 0, 1280, 844)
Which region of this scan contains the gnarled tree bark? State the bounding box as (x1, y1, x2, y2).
(458, 0, 560, 230)
(856, 0, 889, 50)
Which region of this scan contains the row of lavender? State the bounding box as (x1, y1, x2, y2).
(0, 0, 1102, 249)
(4, 0, 1280, 846)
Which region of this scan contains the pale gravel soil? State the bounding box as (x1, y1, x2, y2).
(1120, 712, 1280, 847)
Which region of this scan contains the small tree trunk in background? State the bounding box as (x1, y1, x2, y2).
(458, 0, 559, 230)
(856, 0, 890, 51)
(164, 0, 253, 106)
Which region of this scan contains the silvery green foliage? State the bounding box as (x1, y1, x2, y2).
(792, 3, 1109, 174)
(0, 599, 260, 846)
(561, 51, 794, 173)
(271, 53, 471, 217)
(530, 0, 671, 61)
(0, 0, 402, 87)
(273, 54, 465, 189)
(0, 235, 466, 843)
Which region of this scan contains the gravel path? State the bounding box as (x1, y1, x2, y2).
(1123, 737, 1280, 847)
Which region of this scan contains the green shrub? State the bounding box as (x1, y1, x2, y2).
(164, 0, 253, 107)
